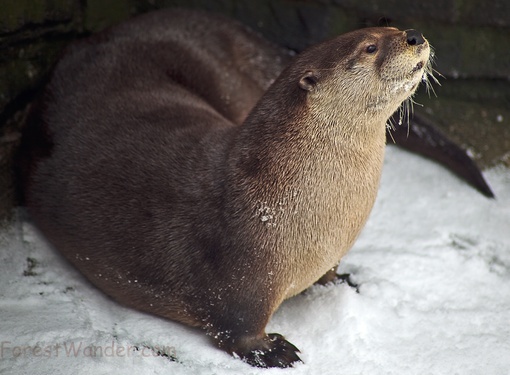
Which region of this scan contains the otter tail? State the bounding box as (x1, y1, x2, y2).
(388, 112, 495, 199)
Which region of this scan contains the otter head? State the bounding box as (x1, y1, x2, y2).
(237, 27, 432, 179)
(292, 27, 431, 126)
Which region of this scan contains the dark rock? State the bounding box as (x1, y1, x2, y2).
(0, 0, 509, 219)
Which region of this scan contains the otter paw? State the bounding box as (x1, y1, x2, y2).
(316, 269, 359, 293)
(238, 333, 302, 368)
(336, 273, 360, 293)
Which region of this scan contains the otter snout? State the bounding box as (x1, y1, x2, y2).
(405, 29, 426, 46)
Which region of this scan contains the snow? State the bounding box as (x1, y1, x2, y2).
(1, 145, 509, 375)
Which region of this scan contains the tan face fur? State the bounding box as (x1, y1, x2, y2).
(303, 27, 430, 125)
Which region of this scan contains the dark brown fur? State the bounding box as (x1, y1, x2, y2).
(20, 9, 430, 368)
(387, 112, 494, 198)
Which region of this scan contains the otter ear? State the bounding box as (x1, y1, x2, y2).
(298, 71, 319, 91)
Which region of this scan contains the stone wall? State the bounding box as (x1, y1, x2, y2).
(1, 0, 509, 220)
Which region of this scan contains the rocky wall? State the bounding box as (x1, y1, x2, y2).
(1, 0, 509, 220)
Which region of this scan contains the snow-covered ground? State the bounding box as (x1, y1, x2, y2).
(1, 145, 509, 375)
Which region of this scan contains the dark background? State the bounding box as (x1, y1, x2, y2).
(1, 0, 509, 220)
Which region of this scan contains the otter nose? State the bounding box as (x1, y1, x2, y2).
(405, 29, 425, 45)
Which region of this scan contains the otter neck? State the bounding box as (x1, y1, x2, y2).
(231, 92, 389, 193)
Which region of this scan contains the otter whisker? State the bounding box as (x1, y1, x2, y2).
(387, 128, 397, 143)
(422, 47, 442, 97)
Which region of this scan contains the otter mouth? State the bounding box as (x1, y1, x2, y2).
(411, 61, 424, 74)
(388, 60, 428, 96)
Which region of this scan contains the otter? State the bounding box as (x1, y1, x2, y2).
(20, 9, 431, 368)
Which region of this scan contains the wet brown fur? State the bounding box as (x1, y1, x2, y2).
(20, 9, 430, 367)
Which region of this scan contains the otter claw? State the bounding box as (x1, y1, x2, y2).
(241, 334, 302, 368)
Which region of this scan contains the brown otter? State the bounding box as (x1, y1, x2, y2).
(20, 9, 430, 368)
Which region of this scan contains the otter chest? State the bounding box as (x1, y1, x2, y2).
(253, 159, 382, 298)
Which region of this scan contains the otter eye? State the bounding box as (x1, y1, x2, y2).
(366, 44, 377, 53)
